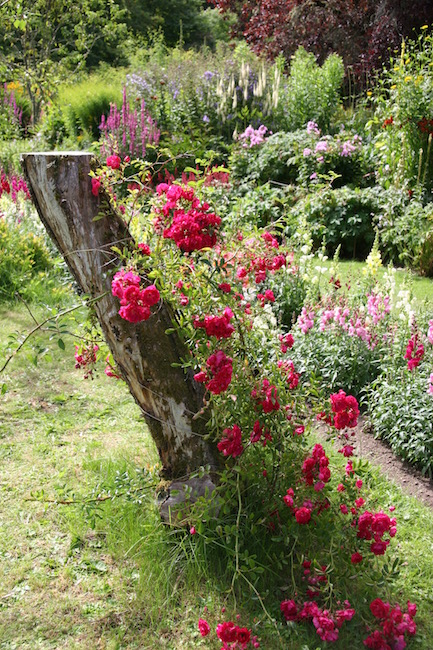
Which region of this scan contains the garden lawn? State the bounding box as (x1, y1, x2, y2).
(1, 304, 433, 649)
(323, 259, 433, 308)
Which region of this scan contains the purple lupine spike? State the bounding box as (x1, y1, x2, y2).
(98, 85, 160, 158)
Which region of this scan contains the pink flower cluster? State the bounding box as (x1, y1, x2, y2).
(238, 124, 268, 148)
(279, 332, 294, 353)
(338, 134, 362, 158)
(111, 269, 160, 323)
(367, 293, 391, 324)
(302, 443, 331, 491)
(277, 359, 300, 389)
(2, 84, 23, 128)
(99, 87, 160, 159)
(198, 618, 211, 636)
(283, 486, 329, 525)
(217, 424, 244, 458)
(106, 154, 121, 169)
(280, 599, 355, 643)
(199, 617, 259, 648)
(404, 333, 424, 371)
(257, 289, 275, 307)
(299, 293, 392, 350)
(216, 620, 259, 649)
(251, 379, 280, 413)
(364, 599, 416, 649)
(74, 344, 99, 379)
(357, 510, 397, 556)
(194, 350, 233, 394)
(104, 355, 120, 379)
(330, 390, 360, 430)
(235, 234, 287, 286)
(303, 123, 362, 160)
(154, 183, 221, 252)
(428, 319, 433, 345)
(297, 307, 315, 334)
(194, 307, 235, 339)
(0, 170, 30, 202)
(91, 177, 101, 196)
(307, 120, 321, 135)
(138, 242, 151, 255)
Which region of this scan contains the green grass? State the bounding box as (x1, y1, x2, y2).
(324, 258, 433, 307)
(2, 304, 433, 649)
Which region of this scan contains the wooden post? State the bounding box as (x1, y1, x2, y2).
(21, 152, 220, 486)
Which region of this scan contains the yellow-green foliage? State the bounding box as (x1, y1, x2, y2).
(0, 219, 52, 301)
(42, 72, 124, 146)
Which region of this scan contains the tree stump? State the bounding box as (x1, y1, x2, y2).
(21, 152, 220, 493)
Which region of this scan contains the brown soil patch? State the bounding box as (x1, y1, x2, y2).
(320, 417, 433, 509)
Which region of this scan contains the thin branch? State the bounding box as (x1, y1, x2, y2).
(0, 293, 107, 373)
(15, 293, 39, 326)
(25, 482, 155, 506)
(25, 494, 114, 505)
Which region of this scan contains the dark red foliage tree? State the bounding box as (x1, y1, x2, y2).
(210, 0, 433, 81)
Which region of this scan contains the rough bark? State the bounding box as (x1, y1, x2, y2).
(21, 152, 220, 483)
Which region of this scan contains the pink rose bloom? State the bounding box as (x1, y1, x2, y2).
(106, 154, 121, 169)
(198, 618, 210, 637)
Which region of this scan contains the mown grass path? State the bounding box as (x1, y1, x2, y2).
(0, 306, 159, 649)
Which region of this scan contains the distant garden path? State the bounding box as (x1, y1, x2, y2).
(327, 418, 433, 509)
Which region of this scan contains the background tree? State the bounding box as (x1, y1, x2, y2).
(123, 0, 209, 48)
(0, 0, 128, 123)
(210, 0, 433, 84)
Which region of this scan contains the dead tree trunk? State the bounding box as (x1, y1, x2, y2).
(22, 152, 219, 484)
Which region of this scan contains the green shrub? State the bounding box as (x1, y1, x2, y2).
(230, 127, 370, 190)
(280, 48, 344, 132)
(368, 369, 433, 476)
(230, 131, 303, 185)
(220, 182, 298, 230)
(288, 187, 380, 259)
(40, 72, 123, 146)
(0, 218, 53, 302)
(0, 138, 43, 175)
(290, 325, 382, 399)
(375, 193, 433, 272)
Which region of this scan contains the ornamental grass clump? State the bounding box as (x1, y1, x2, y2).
(89, 159, 422, 647)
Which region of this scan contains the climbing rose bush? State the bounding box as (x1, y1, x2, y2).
(92, 162, 418, 647)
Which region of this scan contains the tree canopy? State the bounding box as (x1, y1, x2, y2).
(210, 0, 433, 80)
(0, 0, 128, 121)
(0, 0, 212, 123)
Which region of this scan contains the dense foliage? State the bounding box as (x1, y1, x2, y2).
(2, 12, 433, 649)
(210, 0, 433, 84)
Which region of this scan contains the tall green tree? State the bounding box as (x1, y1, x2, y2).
(123, 0, 207, 47)
(0, 0, 128, 123)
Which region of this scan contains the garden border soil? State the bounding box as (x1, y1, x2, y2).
(320, 417, 433, 509)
